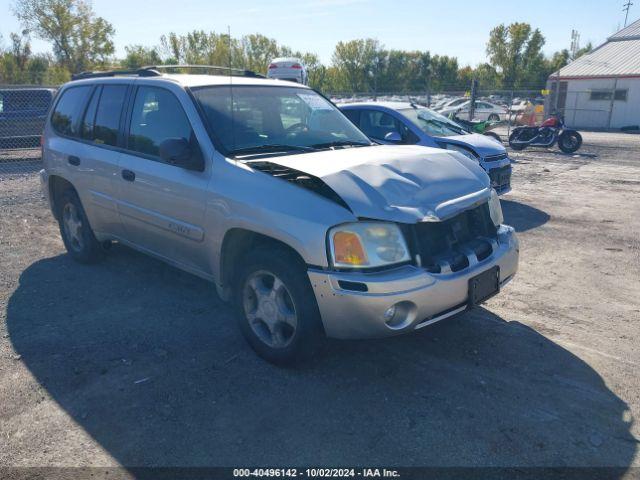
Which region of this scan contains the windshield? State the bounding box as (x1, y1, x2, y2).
(192, 85, 371, 157)
(401, 108, 466, 137)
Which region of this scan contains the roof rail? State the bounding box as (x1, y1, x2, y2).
(71, 64, 264, 81)
(71, 68, 161, 80)
(144, 64, 265, 78)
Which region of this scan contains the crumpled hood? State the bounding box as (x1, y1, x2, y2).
(260, 145, 491, 223)
(444, 133, 506, 158)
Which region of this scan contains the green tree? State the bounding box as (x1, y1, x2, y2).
(242, 34, 280, 72)
(122, 45, 162, 69)
(572, 42, 592, 60)
(486, 22, 546, 88)
(430, 55, 459, 91)
(547, 49, 570, 76)
(14, 0, 115, 73)
(331, 38, 381, 93)
(474, 63, 500, 90)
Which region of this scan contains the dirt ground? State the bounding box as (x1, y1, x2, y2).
(0, 132, 639, 474)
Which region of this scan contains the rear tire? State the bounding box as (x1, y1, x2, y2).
(558, 130, 582, 153)
(233, 246, 325, 365)
(57, 189, 105, 264)
(508, 130, 526, 151)
(488, 113, 500, 122)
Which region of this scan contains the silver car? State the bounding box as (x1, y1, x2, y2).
(40, 67, 519, 364)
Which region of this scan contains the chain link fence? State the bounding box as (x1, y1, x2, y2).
(329, 88, 551, 141)
(329, 83, 629, 132)
(1, 79, 633, 178)
(0, 85, 58, 176)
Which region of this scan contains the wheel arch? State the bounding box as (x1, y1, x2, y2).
(218, 228, 309, 299)
(48, 175, 76, 220)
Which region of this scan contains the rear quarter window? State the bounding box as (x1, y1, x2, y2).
(51, 86, 92, 137)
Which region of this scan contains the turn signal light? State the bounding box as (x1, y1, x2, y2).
(333, 231, 368, 266)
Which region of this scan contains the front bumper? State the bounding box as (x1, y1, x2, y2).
(308, 225, 519, 339)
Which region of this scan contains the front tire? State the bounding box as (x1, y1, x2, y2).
(558, 130, 582, 153)
(233, 246, 325, 365)
(57, 189, 105, 264)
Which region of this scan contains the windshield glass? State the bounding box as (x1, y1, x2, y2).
(192, 85, 371, 156)
(400, 108, 466, 137)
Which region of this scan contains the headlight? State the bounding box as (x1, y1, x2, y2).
(329, 222, 410, 269)
(488, 188, 504, 226)
(443, 143, 479, 161)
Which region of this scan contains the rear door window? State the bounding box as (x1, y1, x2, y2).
(85, 85, 127, 146)
(51, 86, 92, 137)
(81, 87, 100, 140)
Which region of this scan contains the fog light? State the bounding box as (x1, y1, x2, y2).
(383, 301, 417, 330)
(384, 306, 397, 321)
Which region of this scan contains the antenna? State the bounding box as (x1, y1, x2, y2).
(623, 0, 633, 27)
(570, 29, 580, 59)
(228, 25, 237, 151)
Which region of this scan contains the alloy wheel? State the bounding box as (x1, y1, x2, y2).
(242, 270, 298, 348)
(62, 202, 84, 252)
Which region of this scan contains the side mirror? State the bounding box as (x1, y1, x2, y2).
(384, 131, 402, 143)
(159, 137, 203, 171)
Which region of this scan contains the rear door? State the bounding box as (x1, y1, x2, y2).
(47, 85, 94, 204)
(74, 83, 130, 238)
(115, 84, 211, 271)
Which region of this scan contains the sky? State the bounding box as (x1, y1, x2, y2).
(0, 0, 636, 67)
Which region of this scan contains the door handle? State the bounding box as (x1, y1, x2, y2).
(121, 169, 136, 182)
(68, 155, 80, 166)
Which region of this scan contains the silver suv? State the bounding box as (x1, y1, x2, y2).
(40, 67, 519, 364)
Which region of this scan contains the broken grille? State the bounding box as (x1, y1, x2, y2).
(409, 203, 498, 274)
(488, 164, 512, 189)
(483, 152, 508, 162)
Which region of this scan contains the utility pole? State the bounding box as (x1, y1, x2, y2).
(623, 0, 633, 27)
(469, 77, 478, 121)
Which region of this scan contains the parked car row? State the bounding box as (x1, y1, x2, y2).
(39, 66, 519, 364)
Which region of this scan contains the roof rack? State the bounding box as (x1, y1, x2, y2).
(71, 68, 161, 80)
(71, 64, 264, 81)
(149, 65, 264, 78)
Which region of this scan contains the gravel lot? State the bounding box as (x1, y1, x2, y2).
(0, 132, 639, 474)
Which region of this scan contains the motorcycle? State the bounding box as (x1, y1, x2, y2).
(508, 113, 582, 153)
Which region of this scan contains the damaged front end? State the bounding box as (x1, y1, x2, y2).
(247, 160, 352, 212)
(403, 200, 499, 274)
(245, 149, 518, 339)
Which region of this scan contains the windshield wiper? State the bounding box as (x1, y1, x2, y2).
(310, 140, 371, 149)
(229, 144, 315, 158)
